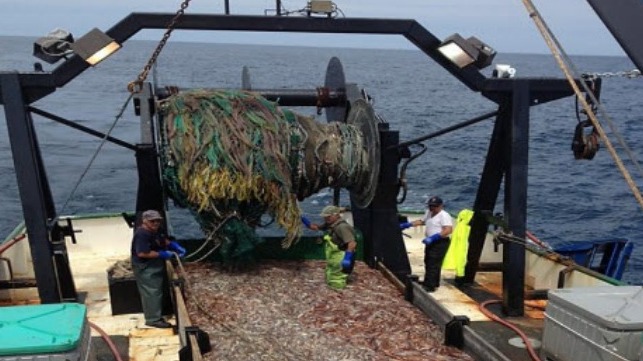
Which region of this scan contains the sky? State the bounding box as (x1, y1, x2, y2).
(1, 0, 627, 56)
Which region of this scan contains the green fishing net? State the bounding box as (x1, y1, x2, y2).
(157, 89, 370, 265)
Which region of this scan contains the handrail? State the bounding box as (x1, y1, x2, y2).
(166, 262, 205, 361)
(0, 234, 26, 255)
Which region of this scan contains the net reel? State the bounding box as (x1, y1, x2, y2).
(154, 58, 381, 262)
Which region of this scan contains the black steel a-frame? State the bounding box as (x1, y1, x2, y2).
(0, 13, 583, 315)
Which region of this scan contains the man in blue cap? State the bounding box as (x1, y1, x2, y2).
(400, 196, 453, 292)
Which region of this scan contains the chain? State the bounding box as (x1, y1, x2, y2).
(127, 0, 192, 93)
(583, 69, 641, 79)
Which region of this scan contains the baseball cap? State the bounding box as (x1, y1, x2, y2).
(320, 205, 342, 217)
(142, 210, 163, 221)
(427, 196, 443, 206)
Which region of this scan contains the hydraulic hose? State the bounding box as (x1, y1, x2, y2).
(88, 321, 124, 361)
(0, 234, 26, 255)
(478, 300, 542, 361)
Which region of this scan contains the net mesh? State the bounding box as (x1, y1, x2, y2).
(158, 89, 370, 264)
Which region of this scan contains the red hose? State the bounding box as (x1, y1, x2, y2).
(526, 230, 549, 249)
(479, 300, 542, 361)
(0, 234, 26, 255)
(88, 321, 125, 361)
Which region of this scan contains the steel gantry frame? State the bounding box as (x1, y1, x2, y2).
(0, 13, 584, 315)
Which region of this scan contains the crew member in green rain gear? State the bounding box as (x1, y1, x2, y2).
(301, 205, 358, 289)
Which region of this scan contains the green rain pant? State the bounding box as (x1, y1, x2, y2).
(132, 259, 165, 323)
(324, 239, 349, 289)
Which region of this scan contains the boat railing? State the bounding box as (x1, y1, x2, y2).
(554, 238, 633, 281)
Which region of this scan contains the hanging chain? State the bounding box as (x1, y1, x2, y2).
(582, 69, 641, 79)
(127, 0, 192, 93)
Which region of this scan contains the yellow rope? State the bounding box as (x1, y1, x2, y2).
(520, 0, 643, 211)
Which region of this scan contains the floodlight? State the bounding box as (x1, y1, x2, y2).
(438, 33, 496, 70)
(70, 28, 121, 66)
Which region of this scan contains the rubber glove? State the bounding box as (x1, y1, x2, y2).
(341, 251, 355, 273)
(423, 233, 441, 245)
(399, 222, 413, 230)
(168, 241, 186, 258)
(158, 250, 175, 260)
(301, 215, 312, 228)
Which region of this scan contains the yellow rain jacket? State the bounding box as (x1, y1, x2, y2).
(442, 209, 473, 277)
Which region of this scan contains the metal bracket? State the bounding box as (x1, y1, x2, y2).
(51, 218, 79, 244)
(171, 276, 185, 292)
(179, 326, 212, 361)
(444, 315, 470, 348)
(404, 274, 419, 302)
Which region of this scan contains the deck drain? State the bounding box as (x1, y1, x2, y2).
(508, 337, 541, 349)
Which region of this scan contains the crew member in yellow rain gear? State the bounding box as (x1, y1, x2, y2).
(301, 205, 358, 289)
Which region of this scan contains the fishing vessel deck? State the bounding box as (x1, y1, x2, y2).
(1, 213, 621, 360)
(2, 1, 643, 360)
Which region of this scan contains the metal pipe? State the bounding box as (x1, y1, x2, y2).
(0, 234, 26, 255)
(156, 87, 345, 107)
(393, 110, 498, 150)
(28, 107, 137, 151)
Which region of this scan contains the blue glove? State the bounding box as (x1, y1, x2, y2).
(341, 251, 355, 273)
(158, 250, 174, 260)
(301, 215, 312, 228)
(168, 241, 186, 258)
(399, 222, 413, 230)
(423, 233, 441, 245)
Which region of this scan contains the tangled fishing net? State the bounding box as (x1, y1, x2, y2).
(158, 90, 371, 264)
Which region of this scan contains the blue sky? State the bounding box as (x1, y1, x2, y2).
(1, 0, 625, 56)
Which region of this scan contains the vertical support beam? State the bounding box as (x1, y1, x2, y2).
(352, 124, 411, 279)
(0, 73, 76, 303)
(460, 105, 508, 284)
(137, 82, 155, 145)
(135, 147, 165, 214)
(134, 83, 165, 221)
(502, 80, 530, 316)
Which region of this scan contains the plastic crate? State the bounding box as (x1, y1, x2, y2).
(542, 286, 643, 361)
(0, 303, 94, 361)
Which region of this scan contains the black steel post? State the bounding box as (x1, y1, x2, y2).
(502, 80, 529, 316)
(351, 124, 411, 279)
(0, 73, 76, 303)
(135, 146, 165, 216)
(459, 105, 508, 284)
(134, 83, 166, 225)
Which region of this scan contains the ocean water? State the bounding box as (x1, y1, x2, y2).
(1, 36, 642, 284)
